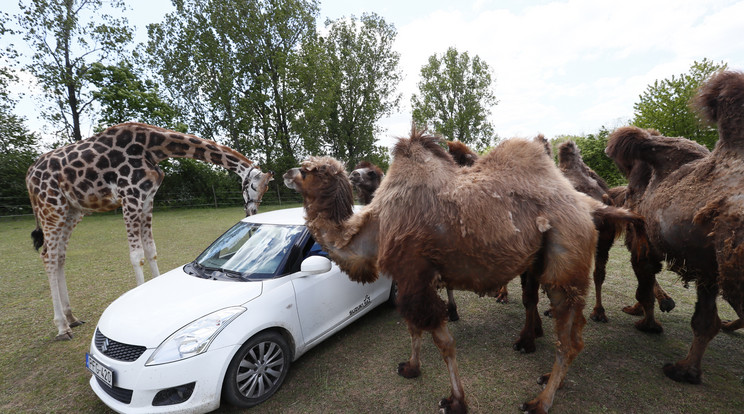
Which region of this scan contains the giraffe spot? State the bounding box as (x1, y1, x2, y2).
(131, 169, 145, 184)
(193, 147, 206, 160)
(81, 149, 96, 163)
(103, 171, 117, 183)
(48, 158, 61, 171)
(63, 168, 77, 183)
(109, 150, 126, 168)
(116, 129, 133, 147)
(72, 160, 84, 169)
(126, 144, 143, 157)
(85, 168, 99, 182)
(166, 141, 189, 155)
(153, 150, 166, 160)
(93, 143, 109, 153)
(210, 153, 223, 164)
(226, 155, 239, 164)
(149, 132, 166, 147)
(130, 158, 142, 168)
(135, 132, 147, 145)
(98, 136, 114, 148)
(66, 151, 79, 161)
(95, 157, 110, 169)
(119, 165, 131, 177)
(140, 180, 154, 192)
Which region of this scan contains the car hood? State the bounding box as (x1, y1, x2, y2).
(96, 266, 263, 348)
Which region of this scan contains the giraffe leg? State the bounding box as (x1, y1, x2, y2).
(141, 198, 160, 278)
(56, 210, 85, 329)
(122, 203, 147, 285)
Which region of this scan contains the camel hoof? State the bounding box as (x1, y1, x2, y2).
(542, 309, 553, 318)
(520, 399, 548, 414)
(658, 297, 675, 313)
(634, 319, 663, 334)
(397, 361, 421, 378)
(54, 332, 73, 341)
(590, 309, 609, 323)
(513, 338, 537, 354)
(495, 294, 508, 304)
(70, 320, 86, 328)
(438, 397, 467, 414)
(622, 303, 643, 316)
(448, 309, 460, 322)
(663, 363, 701, 384)
(537, 374, 550, 386)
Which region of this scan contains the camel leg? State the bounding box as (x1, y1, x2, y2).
(626, 245, 663, 333)
(432, 322, 466, 414)
(398, 321, 423, 378)
(589, 228, 614, 323)
(622, 280, 676, 315)
(446, 288, 459, 321)
(521, 284, 586, 414)
(494, 285, 509, 303)
(663, 283, 720, 384)
(141, 198, 160, 278)
(514, 272, 543, 353)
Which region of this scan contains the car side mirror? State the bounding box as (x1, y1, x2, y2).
(300, 255, 332, 275)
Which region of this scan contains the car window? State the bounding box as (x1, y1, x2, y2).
(195, 222, 304, 277)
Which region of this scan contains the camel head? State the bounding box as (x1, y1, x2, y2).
(283, 156, 354, 222)
(349, 161, 384, 204)
(558, 140, 583, 168)
(242, 169, 274, 216)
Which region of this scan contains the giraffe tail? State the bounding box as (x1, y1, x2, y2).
(31, 227, 44, 251)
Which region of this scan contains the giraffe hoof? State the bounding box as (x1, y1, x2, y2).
(70, 320, 86, 328)
(55, 332, 73, 341)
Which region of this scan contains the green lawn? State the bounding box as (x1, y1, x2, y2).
(1, 206, 742, 413)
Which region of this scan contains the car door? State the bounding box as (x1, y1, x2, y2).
(290, 254, 376, 345)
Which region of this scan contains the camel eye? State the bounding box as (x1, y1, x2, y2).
(300, 169, 307, 179)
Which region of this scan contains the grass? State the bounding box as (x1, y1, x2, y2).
(1, 206, 742, 413)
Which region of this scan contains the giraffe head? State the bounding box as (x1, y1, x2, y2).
(242, 168, 274, 216)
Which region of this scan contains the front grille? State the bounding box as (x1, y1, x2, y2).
(96, 377, 133, 404)
(95, 329, 147, 362)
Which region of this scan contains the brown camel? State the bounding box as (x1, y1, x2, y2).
(285, 130, 637, 413)
(349, 161, 385, 205)
(555, 139, 676, 326)
(350, 158, 461, 322)
(605, 70, 744, 384)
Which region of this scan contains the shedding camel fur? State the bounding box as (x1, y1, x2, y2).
(285, 130, 620, 413)
(606, 70, 744, 384)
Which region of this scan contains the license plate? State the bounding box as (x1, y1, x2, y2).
(86, 353, 114, 388)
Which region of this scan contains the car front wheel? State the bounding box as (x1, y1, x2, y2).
(222, 331, 291, 408)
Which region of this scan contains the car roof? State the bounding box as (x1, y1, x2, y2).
(241, 207, 307, 226)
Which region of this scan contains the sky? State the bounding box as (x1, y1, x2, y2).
(6, 0, 744, 148)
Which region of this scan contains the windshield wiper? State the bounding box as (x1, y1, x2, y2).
(218, 267, 246, 280)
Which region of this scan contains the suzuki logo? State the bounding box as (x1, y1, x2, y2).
(101, 338, 110, 353)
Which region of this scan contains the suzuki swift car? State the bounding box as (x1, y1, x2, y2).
(86, 207, 395, 413)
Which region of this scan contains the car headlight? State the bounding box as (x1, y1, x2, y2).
(146, 306, 246, 366)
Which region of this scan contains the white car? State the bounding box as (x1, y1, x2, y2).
(86, 207, 395, 413)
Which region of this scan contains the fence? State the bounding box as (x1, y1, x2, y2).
(0, 184, 304, 219)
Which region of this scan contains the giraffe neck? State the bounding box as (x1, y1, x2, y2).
(134, 124, 257, 180)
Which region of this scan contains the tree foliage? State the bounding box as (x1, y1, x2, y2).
(145, 0, 319, 176)
(301, 13, 400, 169)
(632, 58, 727, 150)
(16, 0, 133, 142)
(87, 60, 184, 131)
(411, 47, 498, 150)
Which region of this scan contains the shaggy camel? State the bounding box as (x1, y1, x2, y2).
(555, 139, 676, 326)
(285, 131, 641, 413)
(605, 70, 744, 384)
(350, 159, 461, 321)
(349, 161, 385, 205)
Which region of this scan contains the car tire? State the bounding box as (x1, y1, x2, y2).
(222, 331, 291, 408)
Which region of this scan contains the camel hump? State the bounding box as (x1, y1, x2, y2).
(693, 70, 744, 151)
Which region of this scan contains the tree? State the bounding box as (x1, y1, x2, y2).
(411, 47, 498, 150)
(301, 13, 401, 169)
(146, 0, 319, 176)
(0, 12, 41, 215)
(632, 58, 727, 150)
(16, 0, 133, 142)
(86, 60, 184, 131)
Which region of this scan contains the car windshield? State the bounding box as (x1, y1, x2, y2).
(194, 222, 305, 277)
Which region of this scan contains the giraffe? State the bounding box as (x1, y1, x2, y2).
(25, 122, 274, 340)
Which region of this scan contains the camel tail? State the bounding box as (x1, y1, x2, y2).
(31, 227, 44, 251)
(692, 70, 744, 150)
